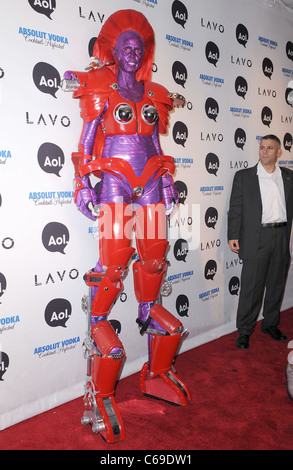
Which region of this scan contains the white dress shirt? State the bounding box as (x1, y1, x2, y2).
(257, 162, 287, 223)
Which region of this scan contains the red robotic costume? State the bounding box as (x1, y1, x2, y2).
(62, 10, 190, 443)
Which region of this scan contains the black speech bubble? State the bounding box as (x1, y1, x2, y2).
(283, 132, 293, 152)
(205, 41, 220, 67)
(235, 76, 248, 99)
(0, 272, 7, 299)
(175, 180, 188, 204)
(176, 294, 189, 317)
(38, 142, 64, 176)
(33, 62, 60, 98)
(229, 276, 240, 296)
(172, 0, 188, 28)
(173, 121, 188, 147)
(205, 207, 218, 229)
(204, 260, 217, 280)
(236, 24, 249, 47)
(42, 222, 69, 254)
(172, 61, 187, 88)
(28, 0, 56, 19)
(262, 57, 273, 79)
(174, 238, 189, 262)
(0, 352, 9, 381)
(45, 298, 72, 328)
(261, 106, 273, 127)
(205, 153, 219, 176)
(286, 41, 293, 62)
(205, 97, 219, 122)
(234, 128, 246, 150)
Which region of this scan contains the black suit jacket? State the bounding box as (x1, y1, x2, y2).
(228, 164, 293, 260)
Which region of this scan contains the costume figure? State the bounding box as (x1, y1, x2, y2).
(62, 9, 190, 443)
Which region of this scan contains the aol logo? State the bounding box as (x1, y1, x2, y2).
(44, 298, 72, 328)
(42, 222, 70, 254)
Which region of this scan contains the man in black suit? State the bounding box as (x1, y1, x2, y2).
(228, 134, 293, 349)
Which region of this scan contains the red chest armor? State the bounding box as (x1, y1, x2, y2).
(102, 90, 158, 136)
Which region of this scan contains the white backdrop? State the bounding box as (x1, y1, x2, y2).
(1, 0, 293, 430)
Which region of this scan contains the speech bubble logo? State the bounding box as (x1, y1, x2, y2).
(33, 62, 60, 98)
(174, 238, 189, 262)
(176, 294, 189, 317)
(42, 222, 69, 254)
(0, 352, 9, 381)
(262, 57, 273, 79)
(236, 24, 249, 47)
(45, 298, 72, 328)
(205, 207, 218, 229)
(261, 106, 273, 127)
(0, 272, 7, 300)
(205, 153, 219, 176)
(172, 61, 187, 88)
(235, 76, 248, 99)
(88, 37, 97, 57)
(172, 0, 188, 28)
(285, 87, 293, 107)
(229, 276, 240, 296)
(204, 260, 217, 280)
(175, 180, 188, 204)
(286, 41, 293, 62)
(283, 132, 293, 152)
(28, 0, 56, 19)
(234, 128, 246, 150)
(38, 142, 64, 177)
(205, 97, 219, 122)
(205, 41, 220, 67)
(109, 319, 122, 334)
(173, 121, 188, 147)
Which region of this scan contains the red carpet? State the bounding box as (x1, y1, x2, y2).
(1, 308, 293, 451)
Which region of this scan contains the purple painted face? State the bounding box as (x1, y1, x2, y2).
(114, 31, 145, 73)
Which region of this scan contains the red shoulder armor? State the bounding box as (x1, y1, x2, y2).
(69, 67, 118, 122)
(144, 81, 174, 135)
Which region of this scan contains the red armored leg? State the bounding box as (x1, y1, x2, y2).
(133, 203, 191, 406)
(81, 203, 134, 442)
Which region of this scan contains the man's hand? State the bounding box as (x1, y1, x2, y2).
(229, 239, 240, 253)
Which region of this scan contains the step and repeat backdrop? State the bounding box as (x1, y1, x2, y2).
(1, 0, 293, 429)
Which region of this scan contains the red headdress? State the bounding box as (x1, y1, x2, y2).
(93, 9, 155, 82)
